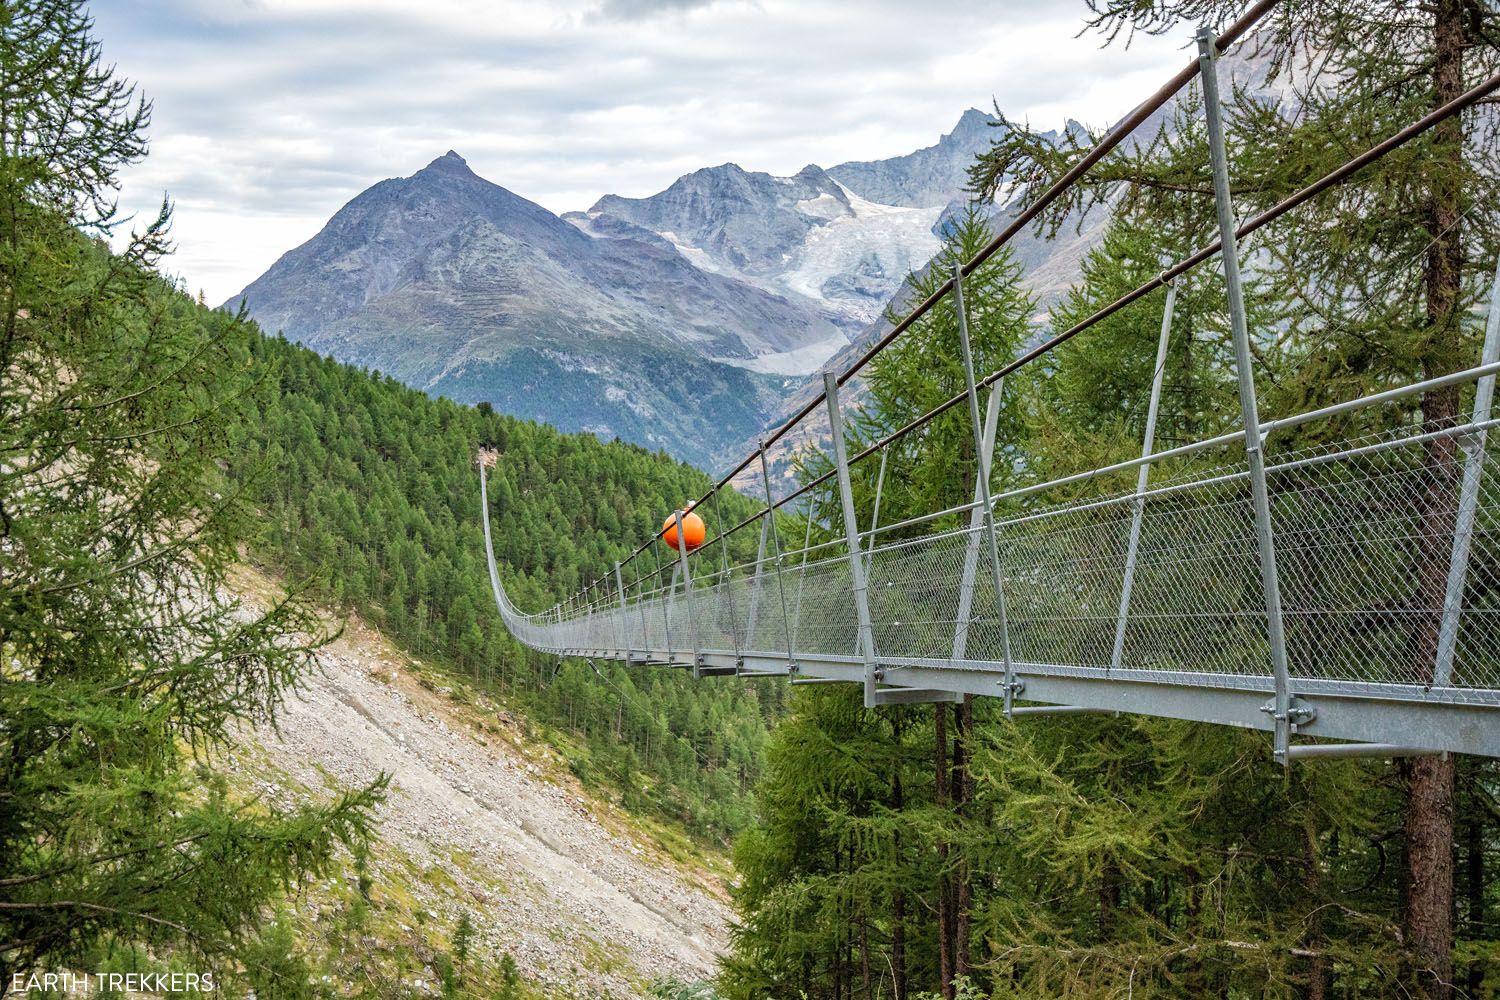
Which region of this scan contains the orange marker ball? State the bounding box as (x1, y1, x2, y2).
(661, 509, 706, 552)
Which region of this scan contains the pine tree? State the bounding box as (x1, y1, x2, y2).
(0, 0, 385, 985)
(970, 6, 1500, 993)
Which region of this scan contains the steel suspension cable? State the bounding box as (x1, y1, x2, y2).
(603, 0, 1283, 581)
(752, 64, 1500, 519)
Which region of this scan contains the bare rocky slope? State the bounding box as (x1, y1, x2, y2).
(226, 567, 729, 998)
(230, 151, 825, 469)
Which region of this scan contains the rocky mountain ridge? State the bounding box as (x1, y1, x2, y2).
(231, 150, 845, 467)
(568, 109, 1018, 333)
(232, 110, 1070, 471)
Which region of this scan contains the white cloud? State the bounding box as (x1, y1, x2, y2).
(94, 0, 1194, 302)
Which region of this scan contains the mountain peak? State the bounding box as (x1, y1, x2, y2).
(420, 150, 474, 176)
(946, 108, 998, 143)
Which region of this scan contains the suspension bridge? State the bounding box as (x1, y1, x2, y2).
(480, 5, 1500, 765)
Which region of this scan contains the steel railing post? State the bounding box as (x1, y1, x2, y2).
(630, 558, 650, 658)
(614, 561, 629, 659)
(1199, 27, 1296, 764)
(951, 262, 1019, 714)
(824, 371, 882, 707)
(712, 491, 742, 662)
(864, 446, 889, 576)
(672, 509, 703, 677)
(791, 494, 818, 653)
(757, 439, 799, 672)
(654, 544, 673, 662)
(1111, 279, 1178, 670)
(1434, 256, 1500, 686)
(744, 513, 771, 650)
(951, 383, 1003, 663)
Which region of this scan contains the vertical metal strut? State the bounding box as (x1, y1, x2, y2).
(654, 543, 672, 659)
(672, 509, 702, 677)
(952, 262, 1018, 713)
(711, 490, 742, 662)
(952, 384, 1002, 662)
(824, 371, 882, 708)
(791, 493, 818, 653)
(866, 445, 889, 575)
(757, 439, 798, 671)
(744, 512, 771, 650)
(1111, 279, 1178, 670)
(631, 558, 650, 658)
(1199, 27, 1296, 764)
(1434, 256, 1500, 686)
(614, 560, 629, 658)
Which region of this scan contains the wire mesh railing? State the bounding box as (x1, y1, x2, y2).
(488, 386, 1500, 706)
(477, 2, 1500, 761)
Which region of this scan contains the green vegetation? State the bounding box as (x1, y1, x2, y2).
(650, 980, 725, 1000)
(0, 0, 384, 990)
(230, 334, 782, 842)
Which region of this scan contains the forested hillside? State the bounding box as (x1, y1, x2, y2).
(229, 334, 782, 841)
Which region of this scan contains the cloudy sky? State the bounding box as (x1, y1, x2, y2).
(94, 0, 1192, 303)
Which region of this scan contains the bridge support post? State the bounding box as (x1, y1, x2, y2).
(631, 560, 651, 661)
(952, 262, 1019, 715)
(1199, 27, 1296, 765)
(757, 438, 799, 672)
(824, 371, 882, 708)
(865, 446, 888, 575)
(951, 382, 1002, 660)
(654, 545, 673, 661)
(711, 491, 744, 665)
(672, 510, 703, 677)
(791, 493, 818, 655)
(744, 513, 770, 651)
(1111, 278, 1177, 670)
(1435, 256, 1500, 686)
(614, 561, 629, 660)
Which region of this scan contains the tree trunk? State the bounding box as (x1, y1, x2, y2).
(935, 704, 954, 999)
(1099, 856, 1121, 941)
(861, 906, 872, 1000)
(1466, 773, 1485, 999)
(954, 697, 973, 983)
(893, 722, 908, 1000)
(1304, 822, 1329, 1000)
(892, 882, 908, 1000)
(1405, 754, 1457, 999)
(1405, 2, 1466, 997)
(1183, 865, 1206, 995)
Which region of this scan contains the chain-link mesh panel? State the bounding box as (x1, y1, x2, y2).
(509, 417, 1500, 706)
(1265, 425, 1500, 697)
(1455, 435, 1500, 691)
(996, 501, 1134, 670)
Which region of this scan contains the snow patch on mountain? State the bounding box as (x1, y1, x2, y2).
(658, 231, 723, 274)
(717, 331, 851, 375)
(779, 184, 943, 325)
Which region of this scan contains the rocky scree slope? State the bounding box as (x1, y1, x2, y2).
(226, 566, 729, 998)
